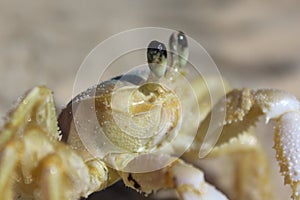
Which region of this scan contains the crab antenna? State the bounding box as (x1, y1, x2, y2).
(169, 31, 189, 71)
(147, 40, 167, 80)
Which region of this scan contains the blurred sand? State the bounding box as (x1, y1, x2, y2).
(1, 0, 300, 199)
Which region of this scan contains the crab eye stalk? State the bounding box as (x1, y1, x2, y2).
(169, 31, 188, 71)
(147, 40, 167, 79)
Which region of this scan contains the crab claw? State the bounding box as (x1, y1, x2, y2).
(191, 88, 300, 199)
(275, 111, 300, 199)
(254, 89, 300, 200)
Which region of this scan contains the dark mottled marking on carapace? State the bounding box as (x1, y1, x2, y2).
(127, 173, 141, 190)
(111, 74, 146, 85)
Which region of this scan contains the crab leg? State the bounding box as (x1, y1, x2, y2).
(184, 131, 273, 200)
(0, 86, 114, 200)
(119, 158, 228, 200)
(0, 140, 19, 200)
(275, 111, 300, 200)
(0, 86, 60, 149)
(0, 128, 111, 200)
(190, 88, 300, 200)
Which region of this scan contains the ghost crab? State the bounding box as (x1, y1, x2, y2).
(1, 31, 300, 200)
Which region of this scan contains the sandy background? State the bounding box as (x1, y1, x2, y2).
(1, 0, 300, 199)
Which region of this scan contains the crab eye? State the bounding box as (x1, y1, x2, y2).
(147, 40, 167, 79)
(169, 31, 189, 70)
